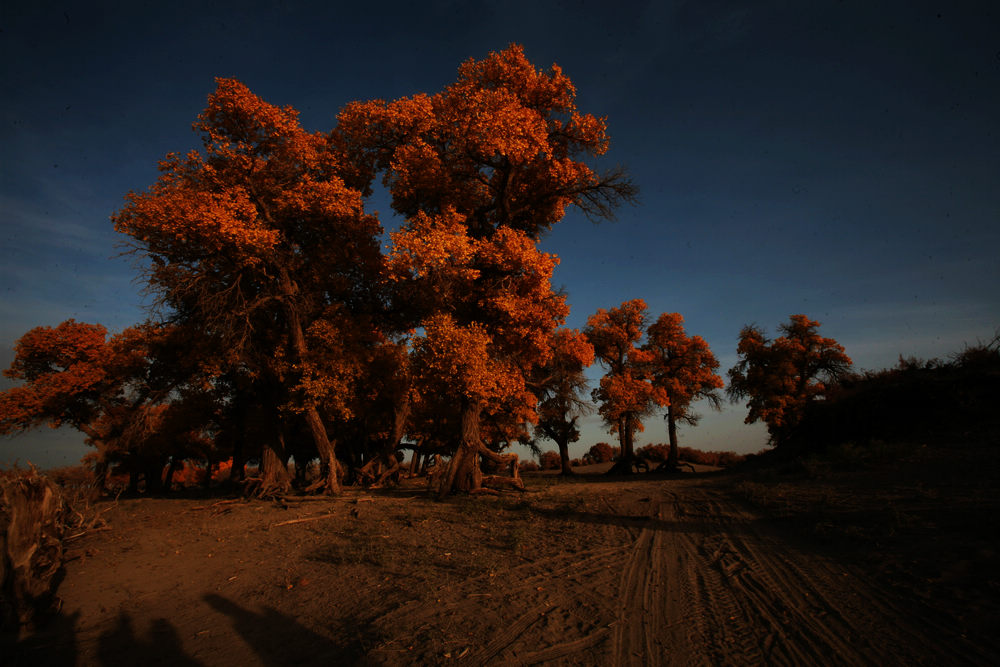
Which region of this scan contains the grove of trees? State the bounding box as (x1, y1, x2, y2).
(585, 300, 724, 473)
(0, 45, 858, 495)
(0, 45, 638, 495)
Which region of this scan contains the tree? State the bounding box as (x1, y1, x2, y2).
(727, 314, 853, 444)
(397, 222, 566, 495)
(113, 79, 386, 495)
(336, 45, 636, 494)
(585, 299, 667, 474)
(533, 329, 595, 475)
(0, 320, 181, 491)
(1, 320, 115, 444)
(644, 313, 724, 470)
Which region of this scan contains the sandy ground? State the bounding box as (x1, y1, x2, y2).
(8, 464, 999, 666)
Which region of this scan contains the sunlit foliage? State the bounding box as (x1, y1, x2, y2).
(2, 45, 635, 497)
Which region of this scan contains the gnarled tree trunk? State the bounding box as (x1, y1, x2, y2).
(607, 413, 638, 475)
(438, 401, 483, 497)
(258, 428, 292, 497)
(279, 268, 341, 495)
(438, 400, 523, 496)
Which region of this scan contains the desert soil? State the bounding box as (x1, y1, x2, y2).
(9, 464, 998, 666)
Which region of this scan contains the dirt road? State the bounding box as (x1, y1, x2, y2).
(10, 474, 995, 665)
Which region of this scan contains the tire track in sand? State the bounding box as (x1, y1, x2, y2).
(605, 481, 991, 666)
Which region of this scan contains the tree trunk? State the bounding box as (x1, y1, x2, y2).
(226, 395, 248, 486)
(229, 433, 246, 484)
(623, 413, 636, 459)
(203, 460, 214, 490)
(666, 405, 679, 468)
(279, 267, 341, 495)
(144, 459, 165, 494)
(438, 400, 483, 497)
(387, 392, 409, 457)
(91, 460, 108, 500)
(304, 406, 341, 494)
(164, 458, 180, 493)
(259, 431, 292, 497)
(557, 436, 574, 476)
(607, 413, 637, 475)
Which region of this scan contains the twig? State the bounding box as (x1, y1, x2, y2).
(271, 512, 337, 527)
(189, 499, 243, 512)
(64, 525, 112, 542)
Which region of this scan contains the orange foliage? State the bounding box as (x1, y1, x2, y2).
(170, 459, 233, 487)
(1, 320, 111, 436)
(112, 77, 384, 420)
(335, 44, 631, 241)
(645, 313, 723, 419)
(644, 313, 724, 465)
(0, 320, 165, 442)
(5, 48, 636, 497)
(112, 77, 389, 493)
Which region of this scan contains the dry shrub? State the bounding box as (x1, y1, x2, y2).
(539, 451, 561, 470)
(635, 444, 670, 462)
(0, 466, 66, 632)
(587, 442, 617, 463)
(676, 446, 746, 468)
(519, 460, 540, 472)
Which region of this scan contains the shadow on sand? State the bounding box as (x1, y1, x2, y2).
(5, 609, 80, 667)
(97, 612, 202, 666)
(204, 593, 368, 665)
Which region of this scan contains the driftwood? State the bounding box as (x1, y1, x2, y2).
(478, 446, 523, 492)
(652, 460, 697, 474)
(1, 468, 68, 632)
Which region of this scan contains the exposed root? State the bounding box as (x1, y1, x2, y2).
(481, 475, 525, 492)
(653, 461, 696, 474)
(243, 477, 291, 500)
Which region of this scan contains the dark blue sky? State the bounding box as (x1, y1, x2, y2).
(2, 1, 998, 467)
